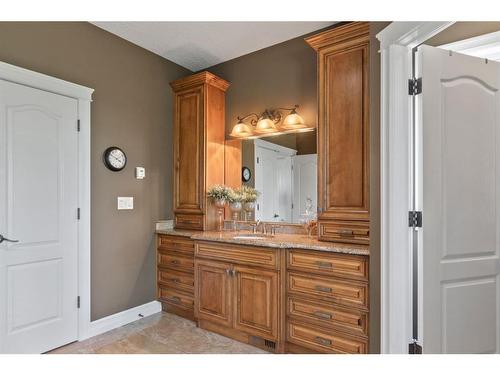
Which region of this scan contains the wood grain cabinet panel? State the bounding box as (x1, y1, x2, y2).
(158, 235, 194, 255)
(287, 296, 368, 337)
(157, 252, 194, 272)
(170, 72, 229, 230)
(158, 286, 194, 310)
(233, 266, 279, 340)
(195, 242, 279, 269)
(287, 320, 368, 354)
(195, 259, 233, 328)
(158, 268, 194, 293)
(305, 22, 370, 245)
(287, 272, 368, 310)
(287, 250, 368, 281)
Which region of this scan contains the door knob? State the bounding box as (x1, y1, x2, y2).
(0, 235, 19, 244)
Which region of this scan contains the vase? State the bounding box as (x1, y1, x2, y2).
(243, 201, 255, 221)
(213, 199, 226, 231)
(229, 201, 242, 230)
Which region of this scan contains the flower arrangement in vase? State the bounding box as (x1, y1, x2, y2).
(236, 185, 260, 221)
(227, 188, 243, 230)
(207, 185, 233, 231)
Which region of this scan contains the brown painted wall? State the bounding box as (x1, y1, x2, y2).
(0, 22, 191, 320)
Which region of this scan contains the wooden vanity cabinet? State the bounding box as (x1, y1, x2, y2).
(195, 242, 281, 352)
(285, 249, 369, 354)
(305, 22, 370, 245)
(156, 234, 196, 321)
(170, 71, 229, 230)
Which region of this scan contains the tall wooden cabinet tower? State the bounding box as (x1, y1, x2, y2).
(306, 22, 370, 246)
(170, 71, 230, 230)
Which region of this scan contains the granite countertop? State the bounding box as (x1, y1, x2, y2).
(156, 229, 369, 256)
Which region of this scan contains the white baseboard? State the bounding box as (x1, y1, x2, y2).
(81, 300, 162, 341)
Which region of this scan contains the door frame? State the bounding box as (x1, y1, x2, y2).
(0, 61, 93, 343)
(376, 22, 454, 353)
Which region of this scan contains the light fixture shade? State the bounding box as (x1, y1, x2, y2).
(230, 121, 253, 138)
(281, 112, 307, 130)
(255, 118, 278, 134)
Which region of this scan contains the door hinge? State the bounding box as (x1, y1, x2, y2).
(77, 296, 81, 309)
(77, 119, 81, 132)
(409, 341, 422, 354)
(408, 211, 422, 228)
(77, 208, 81, 220)
(291, 203, 294, 209)
(256, 157, 260, 164)
(408, 77, 422, 95)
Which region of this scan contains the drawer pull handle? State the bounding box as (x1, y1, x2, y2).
(313, 311, 332, 320)
(315, 336, 332, 346)
(339, 229, 354, 236)
(170, 278, 180, 283)
(168, 296, 181, 303)
(170, 260, 180, 265)
(316, 261, 333, 269)
(315, 285, 333, 293)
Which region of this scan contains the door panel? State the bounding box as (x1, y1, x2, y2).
(195, 260, 232, 327)
(0, 80, 78, 353)
(173, 87, 204, 213)
(233, 265, 278, 340)
(319, 43, 369, 221)
(419, 45, 500, 353)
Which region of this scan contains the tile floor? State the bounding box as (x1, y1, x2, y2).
(49, 312, 266, 354)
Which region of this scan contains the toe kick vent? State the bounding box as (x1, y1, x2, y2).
(249, 336, 277, 352)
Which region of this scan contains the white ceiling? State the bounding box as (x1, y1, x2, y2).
(92, 22, 334, 71)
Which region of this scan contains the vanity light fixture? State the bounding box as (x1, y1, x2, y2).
(280, 105, 307, 130)
(230, 105, 312, 139)
(254, 110, 279, 134)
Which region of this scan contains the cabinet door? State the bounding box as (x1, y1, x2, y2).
(318, 41, 369, 222)
(195, 259, 233, 327)
(233, 265, 279, 340)
(173, 86, 204, 214)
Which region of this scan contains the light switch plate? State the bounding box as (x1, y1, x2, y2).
(117, 197, 134, 210)
(135, 167, 145, 179)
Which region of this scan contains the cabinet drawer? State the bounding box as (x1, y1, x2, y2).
(318, 221, 369, 245)
(195, 242, 279, 269)
(287, 250, 368, 281)
(287, 272, 368, 309)
(175, 213, 203, 230)
(158, 235, 194, 255)
(287, 321, 367, 354)
(158, 268, 194, 292)
(287, 296, 367, 337)
(158, 286, 194, 309)
(157, 252, 194, 272)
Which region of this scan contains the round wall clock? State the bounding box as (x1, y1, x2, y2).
(103, 146, 127, 172)
(242, 166, 251, 182)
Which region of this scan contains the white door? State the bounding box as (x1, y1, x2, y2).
(0, 80, 79, 353)
(292, 154, 317, 222)
(419, 45, 500, 353)
(254, 140, 295, 222)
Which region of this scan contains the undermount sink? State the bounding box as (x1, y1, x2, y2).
(232, 234, 270, 240)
